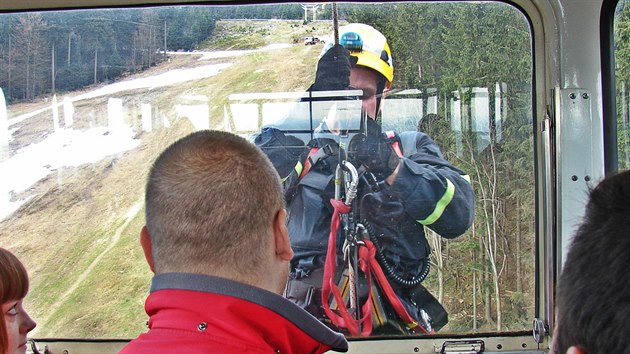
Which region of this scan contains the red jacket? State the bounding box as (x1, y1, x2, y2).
(119, 273, 348, 354)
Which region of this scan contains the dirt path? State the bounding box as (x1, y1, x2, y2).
(35, 196, 144, 331)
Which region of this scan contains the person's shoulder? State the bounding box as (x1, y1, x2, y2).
(118, 330, 272, 354)
(399, 130, 434, 143)
(398, 130, 443, 156)
(587, 170, 630, 215)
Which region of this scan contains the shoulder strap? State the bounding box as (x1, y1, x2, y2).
(385, 131, 404, 158)
(299, 143, 338, 179)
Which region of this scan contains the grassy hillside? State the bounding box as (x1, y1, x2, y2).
(0, 19, 333, 339)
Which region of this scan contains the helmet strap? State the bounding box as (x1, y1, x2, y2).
(374, 77, 387, 123)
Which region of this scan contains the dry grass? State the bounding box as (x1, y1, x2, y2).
(0, 19, 324, 338)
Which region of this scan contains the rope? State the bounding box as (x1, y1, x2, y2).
(333, 3, 339, 45)
(322, 198, 373, 336)
(321, 200, 434, 336)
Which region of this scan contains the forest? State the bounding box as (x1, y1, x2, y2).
(350, 2, 535, 331)
(1, 1, 629, 336)
(615, 0, 630, 169)
(0, 4, 304, 102)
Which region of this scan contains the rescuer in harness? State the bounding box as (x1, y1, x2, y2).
(253, 23, 475, 336)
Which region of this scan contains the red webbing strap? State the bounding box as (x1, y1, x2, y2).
(299, 147, 320, 179)
(361, 240, 433, 334)
(386, 131, 403, 158)
(322, 198, 373, 336)
(321, 199, 433, 335)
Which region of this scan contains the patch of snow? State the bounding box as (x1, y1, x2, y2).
(0, 125, 140, 221)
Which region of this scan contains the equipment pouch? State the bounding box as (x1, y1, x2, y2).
(287, 171, 335, 255)
(404, 283, 448, 331)
(285, 276, 324, 320)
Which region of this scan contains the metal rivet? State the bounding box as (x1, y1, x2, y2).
(585, 175, 591, 181)
(571, 175, 578, 181)
(582, 92, 589, 99)
(414, 347, 420, 352)
(197, 322, 207, 331)
(63, 351, 69, 354)
(569, 92, 577, 99)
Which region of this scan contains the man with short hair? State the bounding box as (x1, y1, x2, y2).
(552, 169, 630, 354)
(119, 130, 348, 354)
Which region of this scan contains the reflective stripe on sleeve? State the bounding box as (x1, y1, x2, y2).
(418, 178, 455, 226)
(461, 174, 471, 183)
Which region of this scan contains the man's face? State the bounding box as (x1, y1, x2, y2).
(349, 66, 383, 120)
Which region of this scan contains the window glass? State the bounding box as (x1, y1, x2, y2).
(615, 0, 630, 169)
(0, 2, 533, 338)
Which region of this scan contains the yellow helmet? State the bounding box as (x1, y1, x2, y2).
(338, 23, 394, 89)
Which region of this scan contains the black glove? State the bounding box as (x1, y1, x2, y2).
(348, 118, 401, 179)
(309, 44, 358, 92)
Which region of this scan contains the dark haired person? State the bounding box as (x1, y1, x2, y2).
(119, 130, 347, 354)
(553, 169, 630, 354)
(0, 248, 37, 354)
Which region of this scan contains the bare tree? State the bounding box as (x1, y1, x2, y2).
(10, 14, 49, 100)
(455, 84, 507, 331)
(428, 229, 444, 303)
(134, 10, 162, 69)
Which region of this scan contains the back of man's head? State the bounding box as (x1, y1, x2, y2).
(554, 169, 630, 354)
(144, 130, 284, 278)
